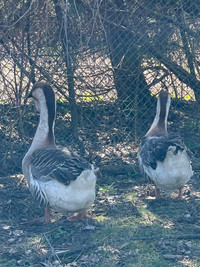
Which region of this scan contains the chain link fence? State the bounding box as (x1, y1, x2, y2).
(0, 0, 200, 176)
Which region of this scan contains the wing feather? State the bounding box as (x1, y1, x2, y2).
(30, 147, 91, 185)
(138, 133, 191, 170)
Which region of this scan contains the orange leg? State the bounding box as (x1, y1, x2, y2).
(175, 187, 183, 200)
(155, 187, 161, 199)
(67, 211, 87, 221)
(22, 206, 51, 225)
(44, 206, 51, 223)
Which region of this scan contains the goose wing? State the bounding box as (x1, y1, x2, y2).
(30, 147, 91, 185)
(139, 133, 191, 170)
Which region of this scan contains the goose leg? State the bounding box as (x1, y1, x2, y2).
(67, 211, 87, 221)
(44, 205, 51, 223)
(21, 206, 51, 225)
(175, 186, 183, 200)
(155, 187, 161, 199)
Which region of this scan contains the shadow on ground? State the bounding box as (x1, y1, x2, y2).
(1, 171, 200, 266)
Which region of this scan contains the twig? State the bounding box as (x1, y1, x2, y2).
(43, 233, 61, 264)
(130, 233, 200, 241)
(71, 246, 85, 264)
(55, 244, 94, 257)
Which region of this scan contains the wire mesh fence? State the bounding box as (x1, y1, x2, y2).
(0, 0, 200, 176)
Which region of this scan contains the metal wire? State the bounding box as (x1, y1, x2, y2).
(0, 0, 199, 176)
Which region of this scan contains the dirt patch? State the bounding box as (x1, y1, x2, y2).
(1, 171, 200, 266)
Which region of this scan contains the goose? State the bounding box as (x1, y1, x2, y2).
(22, 82, 98, 223)
(138, 90, 193, 199)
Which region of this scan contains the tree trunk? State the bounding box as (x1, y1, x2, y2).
(101, 1, 152, 117)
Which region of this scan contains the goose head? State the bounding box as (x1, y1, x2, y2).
(28, 82, 56, 114)
(145, 90, 171, 137)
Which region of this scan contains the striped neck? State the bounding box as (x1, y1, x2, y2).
(27, 85, 56, 155)
(145, 91, 171, 137)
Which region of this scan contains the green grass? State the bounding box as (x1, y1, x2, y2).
(91, 225, 172, 267)
(91, 202, 175, 266)
(0, 259, 18, 267)
(1, 173, 200, 266)
(98, 184, 118, 195)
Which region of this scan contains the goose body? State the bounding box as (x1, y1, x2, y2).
(22, 82, 97, 222)
(138, 91, 193, 199)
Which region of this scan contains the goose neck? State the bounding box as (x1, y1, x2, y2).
(28, 100, 56, 154)
(146, 93, 170, 137)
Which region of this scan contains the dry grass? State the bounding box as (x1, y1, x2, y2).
(1, 169, 200, 266)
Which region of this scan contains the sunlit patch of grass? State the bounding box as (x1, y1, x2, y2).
(150, 91, 195, 102)
(126, 192, 136, 202)
(30, 234, 42, 244)
(58, 97, 67, 103)
(138, 206, 160, 224)
(93, 212, 171, 243)
(26, 234, 47, 254)
(184, 94, 193, 101)
(98, 184, 117, 195)
(180, 259, 199, 267)
(94, 215, 108, 222)
(92, 222, 172, 267)
(82, 93, 103, 103)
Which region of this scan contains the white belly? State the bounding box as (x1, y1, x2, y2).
(143, 148, 193, 194)
(31, 170, 97, 212)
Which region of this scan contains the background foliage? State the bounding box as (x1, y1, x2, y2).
(1, 1, 200, 266)
(0, 0, 200, 176)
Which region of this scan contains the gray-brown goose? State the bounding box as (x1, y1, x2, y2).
(138, 90, 193, 199)
(22, 82, 98, 223)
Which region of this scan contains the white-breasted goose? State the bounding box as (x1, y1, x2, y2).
(22, 82, 98, 223)
(138, 90, 193, 199)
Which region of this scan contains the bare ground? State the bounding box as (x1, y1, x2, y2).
(1, 167, 200, 267)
